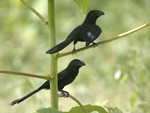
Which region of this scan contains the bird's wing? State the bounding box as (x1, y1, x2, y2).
(66, 25, 81, 40)
(57, 69, 70, 81)
(78, 25, 102, 46)
(46, 26, 81, 54)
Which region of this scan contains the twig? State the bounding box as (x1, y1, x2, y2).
(0, 70, 50, 80)
(20, 0, 48, 25)
(58, 21, 150, 58)
(59, 94, 89, 113)
(69, 95, 89, 113)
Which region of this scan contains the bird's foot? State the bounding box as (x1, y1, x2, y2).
(60, 91, 70, 98)
(72, 49, 77, 54)
(92, 42, 98, 48)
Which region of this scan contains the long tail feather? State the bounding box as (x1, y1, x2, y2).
(46, 37, 75, 54)
(10, 88, 41, 106)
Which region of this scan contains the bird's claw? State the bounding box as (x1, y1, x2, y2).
(72, 49, 77, 54)
(60, 91, 70, 98)
(92, 42, 98, 48)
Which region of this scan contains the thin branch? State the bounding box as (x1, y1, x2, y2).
(58, 21, 150, 58)
(59, 94, 89, 113)
(0, 70, 50, 80)
(20, 0, 48, 25)
(69, 95, 89, 113)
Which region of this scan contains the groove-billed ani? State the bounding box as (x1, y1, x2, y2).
(46, 10, 104, 54)
(10, 59, 85, 106)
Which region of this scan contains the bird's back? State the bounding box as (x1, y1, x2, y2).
(74, 24, 102, 46)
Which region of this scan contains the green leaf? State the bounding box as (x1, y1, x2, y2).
(108, 107, 123, 113)
(64, 104, 107, 113)
(100, 100, 109, 106)
(33, 108, 63, 113)
(112, 107, 123, 113)
(73, 0, 91, 14)
(130, 92, 137, 107)
(91, 111, 99, 113)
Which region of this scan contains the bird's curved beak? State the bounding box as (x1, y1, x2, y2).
(98, 10, 105, 16)
(101, 12, 105, 15)
(100, 11, 105, 15)
(81, 61, 85, 66)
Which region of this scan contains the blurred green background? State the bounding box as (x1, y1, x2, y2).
(0, 0, 150, 113)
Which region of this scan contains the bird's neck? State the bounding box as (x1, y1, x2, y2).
(67, 66, 80, 73)
(83, 16, 97, 25)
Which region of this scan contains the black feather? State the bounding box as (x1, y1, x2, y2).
(46, 10, 104, 54)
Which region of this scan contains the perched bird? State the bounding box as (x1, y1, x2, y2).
(10, 59, 85, 106)
(46, 10, 104, 54)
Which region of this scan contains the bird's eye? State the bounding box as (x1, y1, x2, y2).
(76, 61, 80, 65)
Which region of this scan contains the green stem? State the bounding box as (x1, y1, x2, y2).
(0, 70, 49, 80)
(48, 0, 58, 109)
(69, 95, 89, 113)
(58, 21, 150, 58)
(20, 0, 48, 25)
(58, 94, 88, 113)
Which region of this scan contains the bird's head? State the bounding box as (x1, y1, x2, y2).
(68, 59, 85, 68)
(88, 10, 105, 18)
(84, 10, 104, 24)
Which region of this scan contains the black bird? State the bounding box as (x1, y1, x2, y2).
(46, 10, 104, 54)
(10, 59, 85, 106)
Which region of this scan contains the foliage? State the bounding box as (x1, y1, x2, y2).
(0, 0, 150, 113)
(107, 107, 123, 113)
(73, 0, 91, 15)
(33, 105, 108, 113)
(64, 104, 107, 113)
(33, 108, 63, 113)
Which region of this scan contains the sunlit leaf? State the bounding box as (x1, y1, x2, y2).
(91, 111, 99, 113)
(121, 74, 127, 83)
(100, 100, 109, 106)
(73, 0, 91, 14)
(33, 108, 63, 113)
(131, 0, 145, 7)
(64, 104, 107, 113)
(130, 92, 137, 107)
(109, 107, 123, 113)
(114, 70, 121, 80)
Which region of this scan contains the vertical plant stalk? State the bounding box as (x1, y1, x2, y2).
(48, 0, 58, 109)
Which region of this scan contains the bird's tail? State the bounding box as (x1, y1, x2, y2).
(10, 88, 41, 106)
(46, 36, 75, 54)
